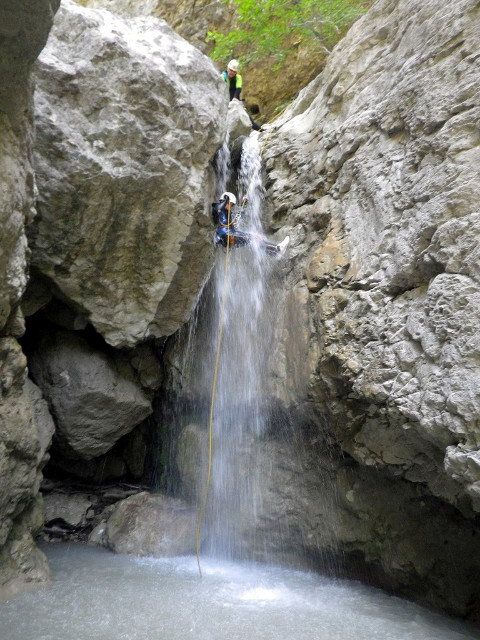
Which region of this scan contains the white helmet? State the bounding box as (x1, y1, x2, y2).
(221, 192, 237, 204)
(227, 59, 239, 72)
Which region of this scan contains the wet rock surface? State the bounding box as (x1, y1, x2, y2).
(1, 0, 480, 624)
(90, 491, 199, 557)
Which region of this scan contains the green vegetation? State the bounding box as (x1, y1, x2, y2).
(207, 0, 371, 65)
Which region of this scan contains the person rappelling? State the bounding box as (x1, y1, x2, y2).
(211, 192, 289, 257)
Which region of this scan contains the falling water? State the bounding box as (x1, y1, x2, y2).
(171, 132, 283, 560)
(204, 132, 279, 559)
(1, 543, 478, 640)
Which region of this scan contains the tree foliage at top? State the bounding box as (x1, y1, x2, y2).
(207, 0, 370, 65)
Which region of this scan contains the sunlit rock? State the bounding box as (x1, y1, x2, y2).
(30, 0, 228, 348)
(227, 100, 253, 142)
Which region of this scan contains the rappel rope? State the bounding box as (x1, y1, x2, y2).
(195, 126, 273, 578)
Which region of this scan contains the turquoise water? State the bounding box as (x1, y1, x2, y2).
(0, 543, 478, 640)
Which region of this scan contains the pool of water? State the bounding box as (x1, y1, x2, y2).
(0, 543, 478, 640)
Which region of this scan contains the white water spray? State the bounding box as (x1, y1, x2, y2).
(174, 133, 282, 561)
(205, 132, 279, 559)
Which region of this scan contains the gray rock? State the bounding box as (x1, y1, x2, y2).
(0, 0, 60, 598)
(44, 492, 93, 527)
(30, 0, 228, 348)
(100, 491, 199, 556)
(0, 339, 52, 595)
(129, 344, 163, 391)
(226, 100, 252, 143)
(167, 0, 480, 619)
(0, 0, 60, 334)
(25, 379, 55, 468)
(262, 0, 480, 516)
(28, 330, 152, 460)
(175, 423, 480, 617)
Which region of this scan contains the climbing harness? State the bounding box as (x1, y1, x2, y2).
(194, 126, 274, 578)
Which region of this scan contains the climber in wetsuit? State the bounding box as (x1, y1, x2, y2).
(211, 192, 289, 256)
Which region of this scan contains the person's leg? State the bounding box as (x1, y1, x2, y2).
(261, 240, 279, 256)
(261, 235, 290, 257)
(230, 230, 252, 247)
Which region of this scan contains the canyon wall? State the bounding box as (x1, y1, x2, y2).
(0, 0, 60, 598)
(257, 0, 480, 619)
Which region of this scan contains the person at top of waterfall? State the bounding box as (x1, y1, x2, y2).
(221, 59, 262, 131)
(222, 59, 242, 102)
(211, 192, 289, 257)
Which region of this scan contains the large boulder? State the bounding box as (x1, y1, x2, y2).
(93, 491, 199, 556)
(29, 0, 228, 348)
(28, 330, 152, 460)
(78, 0, 327, 122)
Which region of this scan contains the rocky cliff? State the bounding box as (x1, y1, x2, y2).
(161, 0, 480, 622)
(257, 0, 480, 620)
(77, 0, 328, 121)
(0, 0, 60, 599)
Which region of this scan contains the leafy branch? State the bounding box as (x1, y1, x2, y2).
(207, 0, 370, 65)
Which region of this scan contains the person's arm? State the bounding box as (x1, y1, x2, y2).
(233, 73, 242, 100)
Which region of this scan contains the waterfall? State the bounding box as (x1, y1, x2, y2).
(171, 132, 282, 561)
(206, 132, 275, 559)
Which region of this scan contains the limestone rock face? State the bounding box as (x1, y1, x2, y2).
(0, 0, 60, 334)
(226, 100, 253, 143)
(263, 0, 480, 514)
(30, 0, 228, 348)
(0, 340, 53, 597)
(78, 0, 327, 121)
(25, 379, 56, 467)
(176, 424, 480, 615)
(0, 0, 60, 599)
(44, 493, 93, 528)
(28, 330, 152, 460)
(148, 0, 480, 618)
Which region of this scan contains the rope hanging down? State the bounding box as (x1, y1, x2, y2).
(194, 128, 273, 578)
(195, 202, 231, 579)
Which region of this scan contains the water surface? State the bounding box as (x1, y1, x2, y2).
(0, 543, 478, 640)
